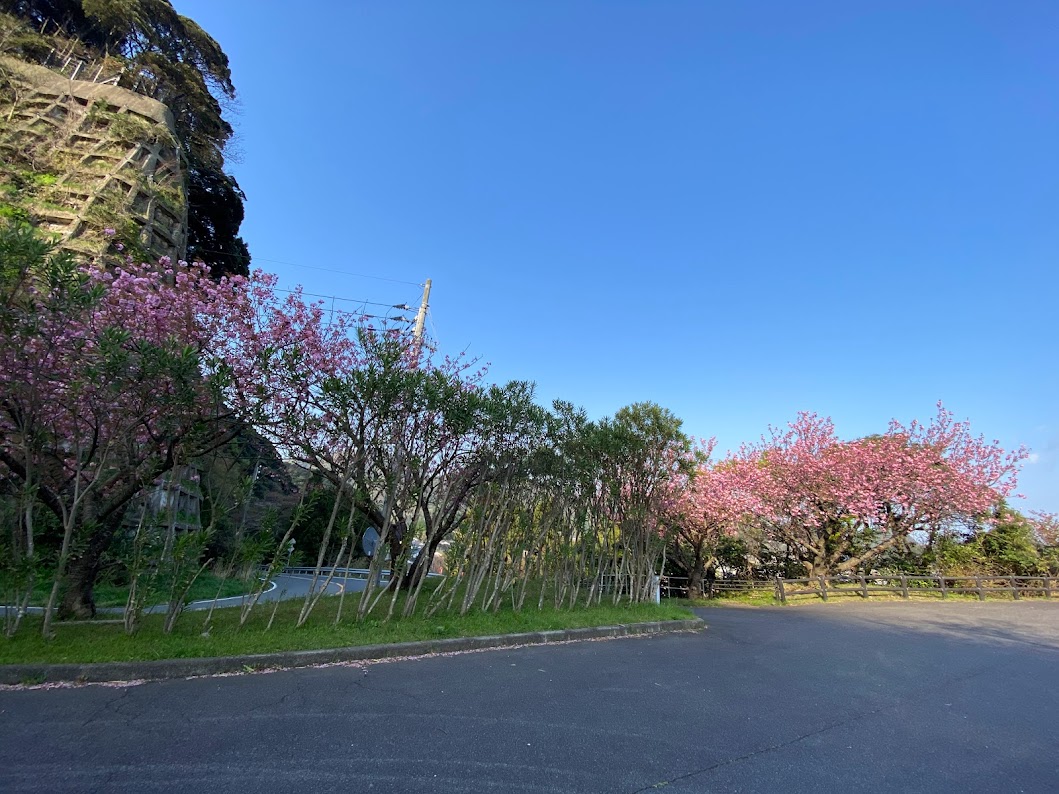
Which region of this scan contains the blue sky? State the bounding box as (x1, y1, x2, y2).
(174, 0, 1057, 513)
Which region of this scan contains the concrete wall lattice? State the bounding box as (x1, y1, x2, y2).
(0, 56, 187, 262)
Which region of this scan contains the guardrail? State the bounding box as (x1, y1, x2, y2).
(280, 566, 389, 581)
(277, 566, 443, 581)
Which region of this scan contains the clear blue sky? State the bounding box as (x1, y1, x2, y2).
(174, 0, 1057, 513)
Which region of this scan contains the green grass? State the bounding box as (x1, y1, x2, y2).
(29, 571, 253, 609)
(0, 591, 694, 666)
(685, 590, 783, 607)
(682, 587, 1049, 607)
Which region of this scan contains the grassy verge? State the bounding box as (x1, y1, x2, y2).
(683, 589, 1048, 607)
(0, 594, 694, 666)
(29, 571, 253, 609)
(95, 572, 251, 608)
(687, 590, 783, 607)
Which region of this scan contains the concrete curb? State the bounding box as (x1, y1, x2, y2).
(0, 618, 704, 685)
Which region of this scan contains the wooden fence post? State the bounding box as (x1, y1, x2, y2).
(775, 577, 786, 604)
(1045, 577, 1052, 599)
(900, 574, 909, 599)
(859, 574, 868, 599)
(1010, 575, 1020, 601)
(818, 575, 828, 601)
(938, 575, 948, 599)
(974, 575, 985, 601)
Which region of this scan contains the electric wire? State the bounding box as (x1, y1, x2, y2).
(271, 287, 409, 311)
(191, 247, 423, 287)
(188, 250, 425, 331)
(427, 308, 441, 349)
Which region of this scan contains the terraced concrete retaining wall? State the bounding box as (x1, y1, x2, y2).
(0, 56, 186, 261)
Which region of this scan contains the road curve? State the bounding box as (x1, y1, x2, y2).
(181, 572, 365, 611)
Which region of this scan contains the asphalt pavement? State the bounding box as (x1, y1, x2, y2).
(2, 601, 1056, 793)
(179, 571, 359, 611)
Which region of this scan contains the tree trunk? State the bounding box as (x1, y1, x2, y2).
(681, 542, 706, 600)
(400, 529, 446, 591)
(384, 520, 408, 592)
(686, 566, 704, 601)
(803, 555, 826, 581)
(58, 513, 124, 619)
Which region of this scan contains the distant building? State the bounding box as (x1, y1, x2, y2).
(125, 465, 203, 533)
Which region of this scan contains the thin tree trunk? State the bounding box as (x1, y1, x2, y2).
(238, 492, 306, 628)
(163, 558, 210, 634)
(42, 511, 77, 638)
(333, 513, 360, 626)
(299, 471, 349, 624)
(296, 536, 347, 628)
(357, 487, 397, 621)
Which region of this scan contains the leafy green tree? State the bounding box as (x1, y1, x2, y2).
(599, 402, 693, 600)
(926, 532, 980, 575)
(977, 504, 1044, 575)
(0, 224, 257, 622)
(923, 504, 1049, 576)
(185, 168, 250, 278)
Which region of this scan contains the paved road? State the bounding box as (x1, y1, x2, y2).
(179, 571, 361, 611)
(2, 601, 1056, 793)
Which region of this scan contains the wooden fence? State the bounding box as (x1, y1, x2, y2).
(661, 574, 1057, 603)
(659, 576, 774, 599)
(775, 574, 1055, 603)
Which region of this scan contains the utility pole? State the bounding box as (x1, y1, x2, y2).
(413, 278, 432, 345)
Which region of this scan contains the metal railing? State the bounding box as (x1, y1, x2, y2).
(277, 566, 443, 581)
(280, 566, 389, 582)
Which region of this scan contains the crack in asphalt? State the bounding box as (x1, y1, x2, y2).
(78, 686, 134, 728)
(627, 662, 1001, 793)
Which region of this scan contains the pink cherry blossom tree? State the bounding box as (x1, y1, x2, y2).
(665, 443, 759, 599)
(211, 278, 504, 622)
(741, 405, 1026, 578)
(1030, 512, 1059, 548)
(0, 226, 261, 626)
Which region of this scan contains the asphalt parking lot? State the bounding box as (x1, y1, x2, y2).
(2, 600, 1056, 793)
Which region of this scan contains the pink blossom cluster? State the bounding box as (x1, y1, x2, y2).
(666, 446, 760, 546)
(664, 406, 1027, 574)
(740, 404, 1025, 536)
(0, 255, 253, 494)
(206, 269, 486, 473)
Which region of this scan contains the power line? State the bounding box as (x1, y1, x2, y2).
(248, 287, 422, 331)
(272, 287, 409, 311)
(427, 308, 441, 348)
(191, 249, 424, 325)
(192, 247, 424, 287)
(318, 308, 413, 324)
